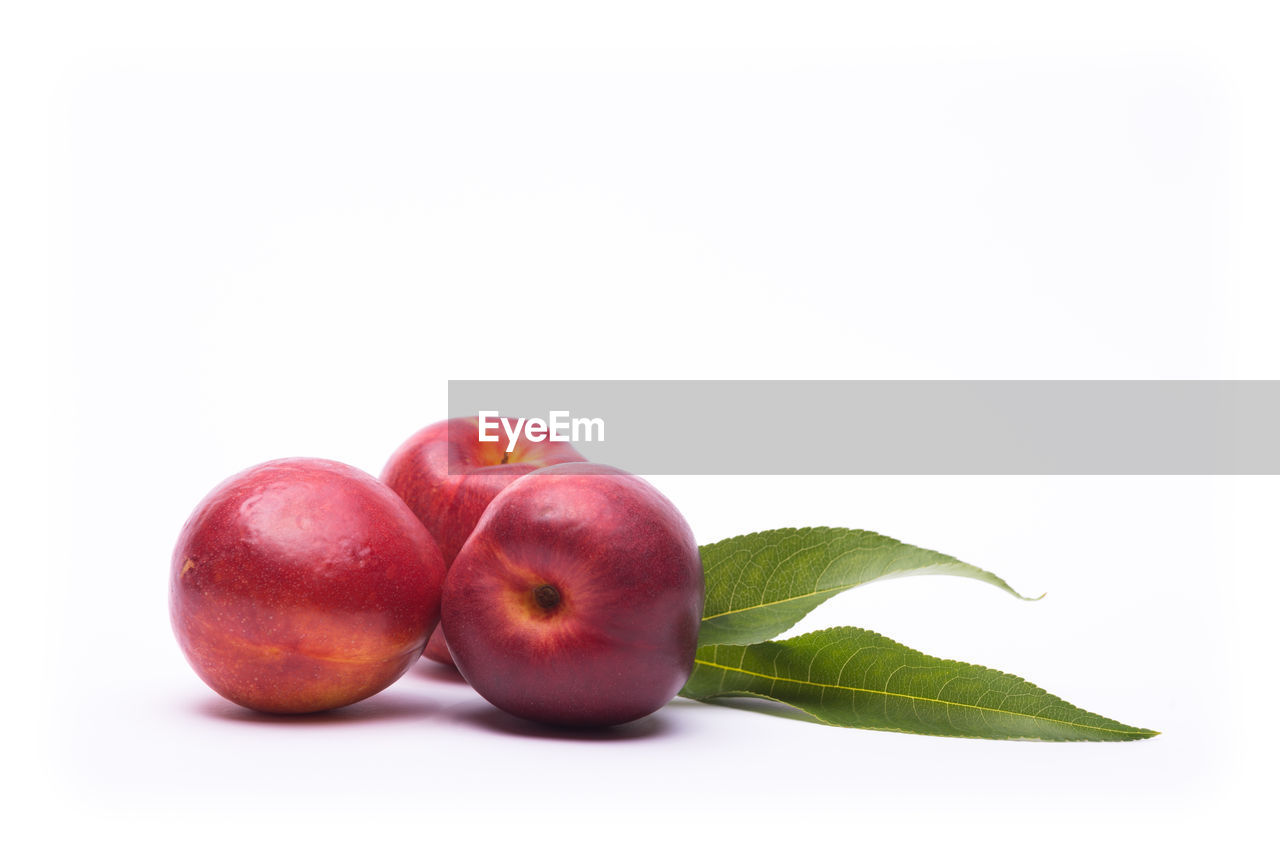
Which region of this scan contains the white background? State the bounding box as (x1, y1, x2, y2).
(5, 3, 1278, 852)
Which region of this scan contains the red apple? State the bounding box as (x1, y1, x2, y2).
(171, 458, 446, 714)
(442, 462, 704, 727)
(381, 417, 586, 665)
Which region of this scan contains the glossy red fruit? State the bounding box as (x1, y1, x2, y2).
(442, 462, 704, 727)
(382, 417, 585, 665)
(171, 458, 446, 714)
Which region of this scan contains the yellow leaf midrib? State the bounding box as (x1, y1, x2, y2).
(694, 659, 1154, 737)
(701, 560, 979, 622)
(702, 586, 846, 621)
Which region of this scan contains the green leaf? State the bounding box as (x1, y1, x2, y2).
(680, 626, 1158, 741)
(698, 527, 1037, 646)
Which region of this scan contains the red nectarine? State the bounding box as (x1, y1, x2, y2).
(441, 462, 704, 727)
(170, 458, 446, 714)
(382, 417, 585, 665)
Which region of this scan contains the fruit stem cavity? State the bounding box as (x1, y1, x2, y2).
(534, 584, 561, 611)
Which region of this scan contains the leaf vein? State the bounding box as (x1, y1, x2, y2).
(693, 658, 1151, 736)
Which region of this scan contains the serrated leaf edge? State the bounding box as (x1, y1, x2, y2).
(691, 688, 1120, 742)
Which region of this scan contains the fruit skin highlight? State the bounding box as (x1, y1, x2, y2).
(170, 458, 447, 714)
(381, 417, 585, 665)
(441, 462, 704, 727)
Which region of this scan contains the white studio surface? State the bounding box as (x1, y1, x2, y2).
(6, 4, 1278, 852)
